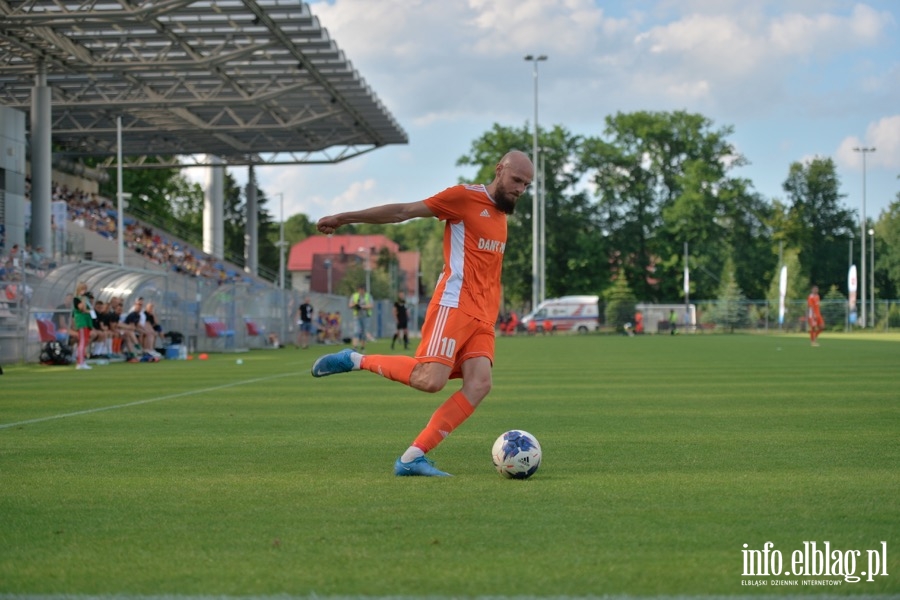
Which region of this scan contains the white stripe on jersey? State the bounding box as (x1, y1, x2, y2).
(426, 305, 451, 357)
(438, 220, 466, 308)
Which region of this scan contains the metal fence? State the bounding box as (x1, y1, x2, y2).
(4, 255, 897, 366)
(1, 255, 425, 364)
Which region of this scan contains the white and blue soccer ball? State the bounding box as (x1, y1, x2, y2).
(491, 430, 542, 479)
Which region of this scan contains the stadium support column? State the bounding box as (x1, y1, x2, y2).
(30, 62, 52, 253)
(0, 106, 27, 251)
(116, 116, 125, 266)
(245, 166, 258, 276)
(204, 156, 225, 260)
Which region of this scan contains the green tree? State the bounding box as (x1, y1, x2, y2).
(603, 273, 637, 333)
(336, 263, 393, 299)
(457, 123, 603, 309)
(278, 213, 318, 247)
(780, 157, 855, 291)
(713, 258, 750, 333)
(167, 176, 205, 237)
(664, 170, 775, 300)
(874, 196, 900, 299)
(580, 110, 746, 302)
(98, 160, 206, 242)
(822, 285, 846, 331)
(98, 160, 178, 224)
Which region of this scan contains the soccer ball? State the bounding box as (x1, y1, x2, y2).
(491, 430, 542, 479)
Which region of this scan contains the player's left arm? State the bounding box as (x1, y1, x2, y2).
(317, 201, 434, 234)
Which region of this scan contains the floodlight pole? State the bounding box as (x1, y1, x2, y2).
(539, 148, 547, 303)
(525, 54, 547, 312)
(277, 192, 285, 290)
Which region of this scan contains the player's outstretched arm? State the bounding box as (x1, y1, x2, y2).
(317, 201, 434, 234)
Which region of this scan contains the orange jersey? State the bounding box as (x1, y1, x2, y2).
(424, 184, 507, 324)
(807, 293, 823, 323)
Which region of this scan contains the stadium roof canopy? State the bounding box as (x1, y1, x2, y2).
(0, 0, 408, 168)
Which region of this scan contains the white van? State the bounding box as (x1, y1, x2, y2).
(521, 295, 600, 334)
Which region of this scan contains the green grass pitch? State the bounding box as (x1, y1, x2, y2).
(1, 333, 898, 597)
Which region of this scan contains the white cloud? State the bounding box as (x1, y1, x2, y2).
(837, 115, 900, 170)
(216, 1, 900, 220)
(866, 115, 900, 168)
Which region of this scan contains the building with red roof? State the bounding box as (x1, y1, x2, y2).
(287, 233, 419, 299)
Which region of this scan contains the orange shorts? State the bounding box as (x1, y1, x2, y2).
(416, 304, 495, 379)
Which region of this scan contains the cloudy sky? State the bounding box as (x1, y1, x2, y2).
(228, 0, 900, 226)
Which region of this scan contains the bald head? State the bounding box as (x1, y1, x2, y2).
(489, 150, 534, 214)
(501, 150, 534, 171)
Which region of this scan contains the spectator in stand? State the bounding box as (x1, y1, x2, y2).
(72, 282, 94, 370)
(328, 311, 342, 344)
(113, 297, 141, 361)
(124, 298, 157, 356)
(105, 297, 125, 358)
(97, 299, 117, 357)
(83, 291, 104, 355)
(27, 246, 49, 271)
(144, 302, 164, 351)
(317, 311, 329, 345)
(45, 179, 274, 288)
(5, 244, 20, 270)
(90, 299, 112, 358)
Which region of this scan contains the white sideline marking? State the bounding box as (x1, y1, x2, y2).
(0, 595, 893, 600)
(0, 372, 297, 431)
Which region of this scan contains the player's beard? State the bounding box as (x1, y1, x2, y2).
(494, 186, 518, 214)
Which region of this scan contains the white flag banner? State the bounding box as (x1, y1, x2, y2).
(778, 265, 788, 325)
(848, 264, 858, 321)
(683, 266, 689, 295)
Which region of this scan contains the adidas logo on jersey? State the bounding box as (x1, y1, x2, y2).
(480, 209, 491, 217)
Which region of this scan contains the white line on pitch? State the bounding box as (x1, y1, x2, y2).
(0, 372, 297, 431)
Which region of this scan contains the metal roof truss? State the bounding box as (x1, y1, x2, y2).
(0, 0, 408, 167)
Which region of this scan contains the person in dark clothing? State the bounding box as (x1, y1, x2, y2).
(297, 298, 314, 349)
(392, 292, 409, 350)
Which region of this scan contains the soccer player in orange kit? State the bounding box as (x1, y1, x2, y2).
(807, 285, 825, 346)
(312, 150, 534, 476)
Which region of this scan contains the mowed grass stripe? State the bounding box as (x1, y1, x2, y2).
(0, 335, 897, 596)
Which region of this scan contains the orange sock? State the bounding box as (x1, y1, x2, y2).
(360, 354, 417, 385)
(412, 390, 476, 453)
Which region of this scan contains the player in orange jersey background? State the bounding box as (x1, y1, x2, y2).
(312, 150, 534, 476)
(807, 285, 825, 346)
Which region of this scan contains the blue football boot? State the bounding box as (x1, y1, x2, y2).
(394, 456, 452, 477)
(311, 348, 356, 377)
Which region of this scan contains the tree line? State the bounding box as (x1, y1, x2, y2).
(101, 110, 900, 311)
